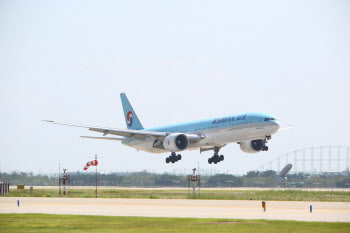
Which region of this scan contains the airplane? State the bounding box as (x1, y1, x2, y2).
(278, 163, 293, 181)
(44, 93, 290, 164)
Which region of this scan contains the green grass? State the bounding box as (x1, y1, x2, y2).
(5, 189, 350, 202)
(0, 214, 349, 233)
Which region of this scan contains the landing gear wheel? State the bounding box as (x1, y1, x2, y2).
(166, 152, 181, 164)
(208, 146, 224, 165)
(265, 146, 268, 151)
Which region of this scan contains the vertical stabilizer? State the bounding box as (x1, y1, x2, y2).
(120, 93, 144, 130)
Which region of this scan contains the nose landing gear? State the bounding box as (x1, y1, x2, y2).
(262, 137, 269, 151)
(166, 152, 182, 164)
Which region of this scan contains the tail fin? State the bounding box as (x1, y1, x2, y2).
(120, 93, 144, 130)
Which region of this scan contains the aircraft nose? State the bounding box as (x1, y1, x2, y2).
(272, 121, 280, 132)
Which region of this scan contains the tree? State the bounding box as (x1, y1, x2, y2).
(154, 174, 178, 186)
(260, 170, 277, 177)
(245, 170, 261, 178)
(207, 174, 243, 187)
(336, 177, 350, 188)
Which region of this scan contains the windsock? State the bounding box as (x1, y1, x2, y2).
(84, 160, 98, 170)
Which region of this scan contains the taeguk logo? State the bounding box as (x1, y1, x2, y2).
(126, 111, 133, 127)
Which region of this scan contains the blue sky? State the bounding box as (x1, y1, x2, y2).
(1, 0, 349, 174)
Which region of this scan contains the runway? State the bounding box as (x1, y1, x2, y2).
(1, 197, 349, 222)
(12, 186, 350, 191)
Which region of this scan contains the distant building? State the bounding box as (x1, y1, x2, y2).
(321, 171, 349, 176)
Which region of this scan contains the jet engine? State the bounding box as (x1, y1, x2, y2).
(163, 133, 189, 152)
(240, 139, 264, 153)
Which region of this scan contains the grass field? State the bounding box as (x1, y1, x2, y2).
(1, 214, 349, 233)
(5, 188, 350, 202)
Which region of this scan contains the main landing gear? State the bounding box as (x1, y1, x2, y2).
(208, 147, 224, 164)
(166, 152, 182, 164)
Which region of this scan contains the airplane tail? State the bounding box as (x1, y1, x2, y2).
(120, 93, 144, 130)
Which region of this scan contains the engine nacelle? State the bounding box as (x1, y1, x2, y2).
(240, 139, 264, 153)
(163, 133, 189, 152)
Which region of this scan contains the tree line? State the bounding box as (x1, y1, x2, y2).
(1, 170, 349, 188)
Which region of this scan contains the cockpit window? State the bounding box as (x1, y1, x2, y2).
(264, 118, 275, 121)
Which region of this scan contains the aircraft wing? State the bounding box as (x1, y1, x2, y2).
(43, 120, 204, 142)
(80, 136, 128, 141)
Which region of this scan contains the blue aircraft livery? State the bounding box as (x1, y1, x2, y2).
(44, 93, 289, 165)
(212, 114, 247, 124)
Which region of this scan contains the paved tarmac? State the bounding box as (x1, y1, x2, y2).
(1, 197, 349, 222)
(10, 186, 350, 191)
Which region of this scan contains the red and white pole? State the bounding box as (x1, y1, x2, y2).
(95, 155, 98, 198)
